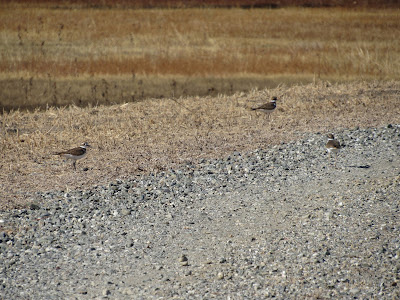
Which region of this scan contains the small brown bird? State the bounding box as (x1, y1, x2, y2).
(251, 96, 277, 118)
(54, 142, 91, 170)
(325, 134, 341, 166)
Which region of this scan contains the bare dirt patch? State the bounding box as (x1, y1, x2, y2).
(1, 80, 399, 209)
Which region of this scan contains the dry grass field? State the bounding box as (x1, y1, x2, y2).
(1, 3, 400, 208)
(1, 80, 400, 209)
(1, 6, 400, 108)
(3, 0, 399, 9)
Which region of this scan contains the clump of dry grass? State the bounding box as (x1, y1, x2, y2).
(1, 80, 399, 209)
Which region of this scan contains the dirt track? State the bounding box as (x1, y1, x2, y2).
(1, 125, 399, 298)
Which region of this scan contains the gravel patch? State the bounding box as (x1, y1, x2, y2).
(1, 124, 399, 299)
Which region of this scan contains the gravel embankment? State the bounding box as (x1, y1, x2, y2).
(1, 125, 399, 299)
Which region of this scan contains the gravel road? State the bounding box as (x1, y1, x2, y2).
(1, 125, 399, 299)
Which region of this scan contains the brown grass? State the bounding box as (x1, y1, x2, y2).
(1, 4, 399, 209)
(1, 80, 399, 209)
(2, 0, 399, 9)
(1, 7, 400, 109)
(1, 8, 399, 78)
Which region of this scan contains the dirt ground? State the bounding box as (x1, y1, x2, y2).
(1, 80, 399, 209)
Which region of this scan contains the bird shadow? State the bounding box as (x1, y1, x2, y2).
(346, 165, 371, 169)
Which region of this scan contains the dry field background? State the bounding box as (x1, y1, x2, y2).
(3, 0, 400, 9)
(1, 6, 400, 108)
(1, 80, 400, 209)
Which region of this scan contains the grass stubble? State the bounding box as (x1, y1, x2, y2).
(1, 80, 400, 209)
